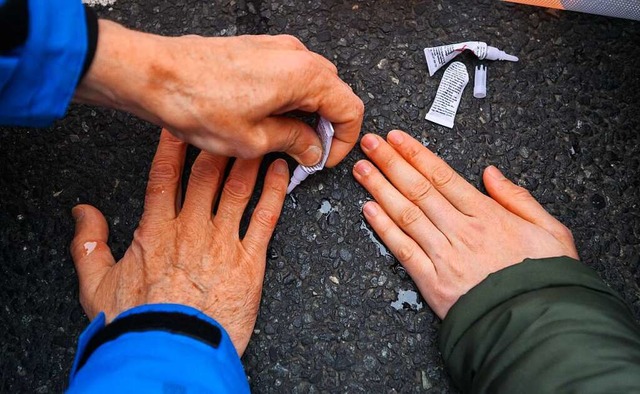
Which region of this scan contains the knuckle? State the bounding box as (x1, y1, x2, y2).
(382, 155, 398, 171)
(395, 244, 415, 263)
(284, 124, 303, 151)
(247, 134, 270, 155)
(433, 282, 459, 307)
(279, 34, 304, 49)
(190, 156, 221, 183)
(431, 165, 455, 188)
(512, 185, 533, 200)
(398, 205, 423, 228)
(353, 98, 365, 119)
(296, 52, 317, 71)
(224, 177, 252, 200)
(267, 180, 287, 195)
(405, 144, 422, 162)
(555, 224, 575, 243)
(149, 160, 181, 183)
(406, 180, 433, 204)
(254, 208, 278, 228)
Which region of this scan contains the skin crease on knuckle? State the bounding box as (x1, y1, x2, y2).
(406, 179, 433, 205)
(430, 164, 455, 188)
(398, 205, 424, 229)
(149, 160, 182, 184)
(223, 177, 252, 201)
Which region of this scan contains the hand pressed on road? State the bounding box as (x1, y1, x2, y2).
(75, 20, 364, 168)
(70, 130, 289, 355)
(353, 130, 578, 318)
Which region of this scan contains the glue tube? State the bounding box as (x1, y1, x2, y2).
(425, 62, 469, 128)
(424, 41, 518, 76)
(286, 117, 335, 194)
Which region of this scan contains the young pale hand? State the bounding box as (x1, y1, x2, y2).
(75, 20, 364, 168)
(353, 130, 578, 318)
(70, 130, 289, 355)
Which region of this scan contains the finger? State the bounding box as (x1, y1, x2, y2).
(386, 130, 490, 216)
(318, 78, 364, 168)
(360, 134, 465, 233)
(353, 160, 450, 256)
(181, 152, 228, 220)
(257, 116, 324, 166)
(285, 68, 364, 168)
(70, 205, 115, 303)
(361, 201, 436, 284)
(243, 159, 289, 255)
(214, 158, 262, 232)
(483, 166, 576, 245)
(143, 129, 187, 222)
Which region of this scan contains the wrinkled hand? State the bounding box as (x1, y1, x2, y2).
(75, 20, 364, 167)
(70, 130, 288, 355)
(353, 130, 579, 318)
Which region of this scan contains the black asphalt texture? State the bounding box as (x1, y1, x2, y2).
(1, 1, 640, 392)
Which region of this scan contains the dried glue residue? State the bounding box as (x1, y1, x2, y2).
(360, 221, 390, 258)
(318, 200, 333, 214)
(391, 289, 424, 311)
(84, 242, 97, 256)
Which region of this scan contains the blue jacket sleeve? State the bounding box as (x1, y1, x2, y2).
(67, 304, 251, 393)
(0, 0, 88, 127)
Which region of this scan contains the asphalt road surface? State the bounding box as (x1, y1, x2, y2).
(1, 1, 639, 392)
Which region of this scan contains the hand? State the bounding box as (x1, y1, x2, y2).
(70, 130, 289, 355)
(75, 20, 364, 168)
(353, 130, 579, 318)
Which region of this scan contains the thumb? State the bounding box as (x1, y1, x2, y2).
(70, 205, 116, 305)
(259, 116, 323, 166)
(483, 166, 576, 246)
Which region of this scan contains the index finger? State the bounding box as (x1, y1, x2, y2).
(386, 130, 491, 216)
(321, 78, 364, 167)
(142, 129, 187, 222)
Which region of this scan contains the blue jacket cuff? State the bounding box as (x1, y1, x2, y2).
(68, 304, 249, 393)
(0, 0, 88, 126)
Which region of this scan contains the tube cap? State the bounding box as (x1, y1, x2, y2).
(474, 65, 487, 99)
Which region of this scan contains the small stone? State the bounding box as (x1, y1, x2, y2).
(339, 248, 353, 262)
(376, 58, 389, 70)
(329, 275, 340, 285)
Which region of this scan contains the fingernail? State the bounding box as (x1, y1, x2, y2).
(363, 202, 378, 216)
(298, 146, 322, 165)
(387, 130, 404, 145)
(354, 161, 372, 176)
(360, 134, 379, 151)
(72, 207, 84, 221)
(486, 165, 506, 180)
(273, 159, 288, 175)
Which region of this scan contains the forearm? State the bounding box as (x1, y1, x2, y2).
(441, 257, 640, 393)
(68, 304, 250, 393)
(73, 19, 168, 126)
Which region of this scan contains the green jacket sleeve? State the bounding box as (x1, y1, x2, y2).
(440, 256, 640, 394)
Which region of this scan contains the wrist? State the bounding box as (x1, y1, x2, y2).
(73, 19, 166, 124)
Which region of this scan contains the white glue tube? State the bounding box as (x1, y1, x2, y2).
(425, 62, 469, 129)
(424, 41, 518, 76)
(287, 117, 335, 194)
